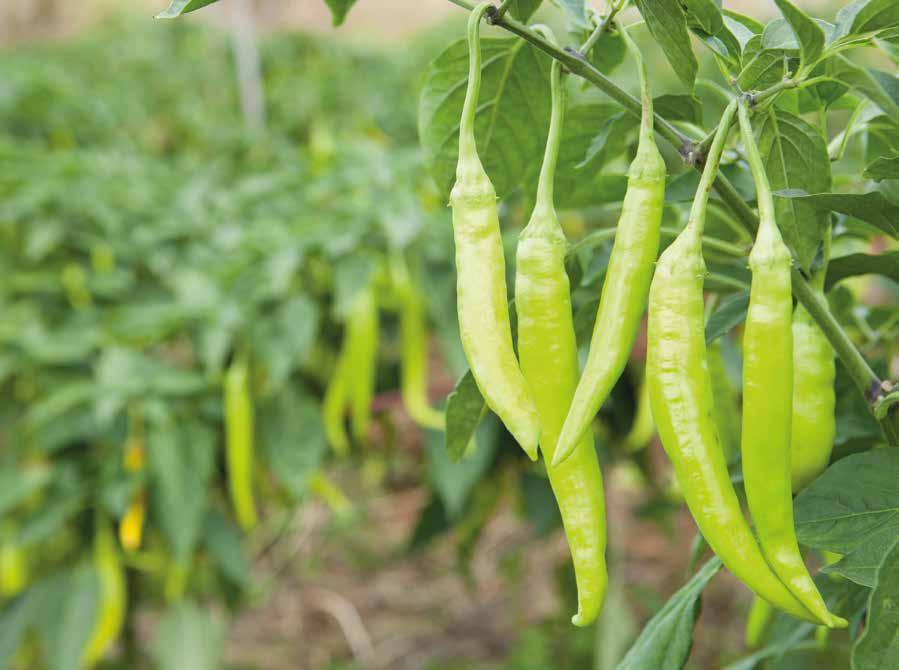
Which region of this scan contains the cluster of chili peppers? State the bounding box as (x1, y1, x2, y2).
(447, 3, 846, 629)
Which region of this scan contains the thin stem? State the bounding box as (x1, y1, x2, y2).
(828, 99, 868, 162)
(579, 0, 625, 55)
(531, 25, 565, 211)
(616, 18, 653, 141)
(737, 101, 776, 232)
(494, 0, 514, 20)
(458, 3, 492, 159)
(686, 100, 738, 241)
(660, 227, 746, 257)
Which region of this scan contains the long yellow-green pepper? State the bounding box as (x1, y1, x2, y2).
(82, 519, 126, 668)
(450, 2, 540, 459)
(553, 19, 666, 467)
(737, 102, 845, 629)
(391, 254, 445, 431)
(647, 100, 818, 624)
(515, 25, 607, 627)
(224, 352, 257, 531)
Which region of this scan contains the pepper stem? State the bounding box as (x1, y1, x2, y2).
(685, 100, 737, 242)
(737, 101, 778, 242)
(459, 3, 493, 163)
(616, 18, 653, 145)
(531, 25, 565, 215)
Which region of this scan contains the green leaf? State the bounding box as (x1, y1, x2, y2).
(156, 0, 220, 19)
(654, 94, 703, 124)
(419, 38, 552, 200)
(587, 26, 627, 74)
(833, 58, 899, 118)
(851, 538, 899, 670)
(755, 109, 832, 271)
(509, 0, 543, 22)
(323, 0, 359, 27)
(835, 0, 899, 43)
(152, 602, 224, 670)
(519, 471, 561, 536)
(704, 290, 750, 343)
(633, 0, 699, 90)
(738, 38, 786, 90)
(0, 464, 53, 518)
(616, 557, 722, 670)
(427, 415, 498, 520)
(794, 449, 899, 587)
(554, 0, 591, 30)
(0, 590, 42, 668)
(773, 0, 825, 70)
(260, 386, 326, 501)
(147, 416, 215, 560)
(864, 156, 899, 181)
(774, 190, 899, 238)
(202, 510, 250, 588)
(683, 0, 723, 36)
(825, 252, 899, 291)
(444, 371, 486, 462)
(35, 566, 99, 670)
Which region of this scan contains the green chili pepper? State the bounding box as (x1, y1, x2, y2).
(82, 519, 126, 668)
(624, 376, 655, 452)
(514, 25, 607, 627)
(738, 102, 845, 629)
(347, 284, 379, 445)
(554, 19, 666, 467)
(224, 352, 257, 530)
(391, 254, 445, 431)
(647, 100, 818, 624)
(451, 3, 540, 460)
(790, 277, 835, 492)
(322, 343, 351, 456)
(0, 525, 27, 599)
(744, 595, 774, 648)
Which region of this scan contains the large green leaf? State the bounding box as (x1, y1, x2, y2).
(794, 449, 899, 587)
(851, 538, 899, 670)
(34, 567, 99, 670)
(755, 109, 832, 271)
(834, 0, 899, 43)
(864, 156, 899, 181)
(419, 37, 552, 200)
(616, 557, 722, 670)
(428, 415, 498, 520)
(633, 0, 698, 90)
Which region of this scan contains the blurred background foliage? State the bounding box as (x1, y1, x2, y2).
(0, 1, 896, 669)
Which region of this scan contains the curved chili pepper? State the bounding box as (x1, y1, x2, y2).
(790, 285, 836, 491)
(738, 101, 845, 629)
(323, 340, 351, 456)
(451, 2, 540, 459)
(82, 519, 126, 668)
(391, 253, 445, 431)
(515, 25, 607, 626)
(553, 19, 666, 467)
(224, 352, 257, 530)
(647, 100, 818, 624)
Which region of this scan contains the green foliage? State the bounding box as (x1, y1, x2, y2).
(852, 539, 899, 669)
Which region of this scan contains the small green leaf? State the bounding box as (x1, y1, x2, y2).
(323, 0, 359, 26)
(864, 156, 899, 181)
(851, 538, 899, 670)
(773, 0, 825, 70)
(444, 371, 486, 462)
(704, 290, 750, 344)
(616, 557, 722, 670)
(633, 0, 699, 90)
(156, 0, 220, 19)
(826, 251, 899, 291)
(774, 190, 899, 239)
